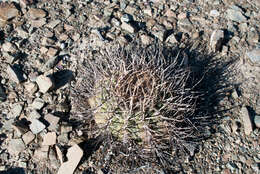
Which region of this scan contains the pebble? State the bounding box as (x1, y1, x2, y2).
(46, 19, 61, 29)
(31, 98, 45, 110)
(166, 33, 178, 44)
(140, 35, 152, 45)
(9, 103, 23, 118)
(36, 75, 54, 93)
(47, 47, 59, 57)
(2, 42, 18, 53)
(30, 18, 47, 28)
(121, 22, 135, 33)
(120, 13, 134, 23)
(44, 113, 60, 131)
(254, 115, 260, 128)
(22, 131, 35, 145)
(42, 132, 56, 146)
(210, 29, 224, 52)
(226, 9, 247, 23)
(8, 138, 25, 156)
(29, 119, 46, 134)
(245, 48, 260, 65)
(240, 106, 253, 135)
(57, 144, 83, 174)
(0, 2, 19, 21)
(24, 82, 38, 94)
(28, 8, 47, 19)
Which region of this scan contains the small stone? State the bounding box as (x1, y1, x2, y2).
(240, 106, 253, 135)
(36, 75, 54, 93)
(120, 14, 133, 23)
(111, 18, 121, 26)
(28, 8, 47, 19)
(140, 35, 152, 45)
(121, 22, 135, 33)
(254, 115, 260, 128)
(40, 47, 48, 54)
(210, 10, 220, 17)
(2, 42, 18, 53)
(226, 9, 247, 23)
(57, 144, 83, 174)
(30, 18, 47, 28)
(166, 33, 178, 44)
(29, 119, 46, 134)
(18, 161, 27, 168)
(22, 131, 35, 145)
(42, 132, 56, 146)
(210, 29, 224, 52)
(44, 113, 60, 131)
(31, 98, 45, 110)
(16, 27, 29, 39)
(12, 119, 29, 137)
(245, 49, 260, 65)
(164, 9, 176, 18)
(33, 146, 49, 160)
(0, 3, 19, 21)
(152, 30, 166, 42)
(20, 0, 34, 7)
(7, 65, 27, 83)
(10, 103, 23, 118)
(47, 47, 58, 57)
(42, 37, 55, 46)
(8, 138, 25, 156)
(28, 110, 41, 120)
(144, 8, 153, 17)
(178, 12, 187, 19)
(58, 133, 69, 144)
(24, 82, 38, 94)
(46, 20, 61, 29)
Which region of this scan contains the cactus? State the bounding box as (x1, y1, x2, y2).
(71, 42, 200, 172)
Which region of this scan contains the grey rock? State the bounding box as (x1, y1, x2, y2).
(8, 139, 25, 156)
(9, 103, 23, 118)
(28, 110, 41, 120)
(111, 18, 121, 26)
(36, 75, 54, 93)
(43, 56, 59, 70)
(240, 106, 253, 135)
(121, 14, 133, 23)
(57, 133, 69, 144)
(31, 98, 45, 110)
(121, 22, 135, 33)
(254, 115, 260, 128)
(246, 48, 260, 64)
(44, 113, 60, 131)
(209, 10, 220, 17)
(210, 30, 224, 52)
(22, 131, 35, 145)
(7, 65, 27, 83)
(166, 33, 178, 44)
(226, 9, 247, 23)
(29, 119, 46, 134)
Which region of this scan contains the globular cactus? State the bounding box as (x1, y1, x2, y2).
(71, 42, 200, 172)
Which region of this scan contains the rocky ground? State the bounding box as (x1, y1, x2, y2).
(0, 0, 259, 173)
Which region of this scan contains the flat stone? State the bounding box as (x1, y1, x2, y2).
(28, 110, 41, 120)
(2, 42, 18, 53)
(254, 115, 260, 128)
(22, 131, 35, 145)
(7, 65, 27, 83)
(121, 22, 135, 33)
(8, 138, 25, 156)
(57, 144, 83, 174)
(24, 82, 38, 94)
(46, 20, 61, 29)
(44, 113, 60, 131)
(29, 119, 46, 134)
(9, 103, 23, 118)
(210, 29, 224, 52)
(42, 132, 56, 146)
(240, 106, 253, 135)
(47, 47, 58, 57)
(226, 9, 247, 23)
(28, 8, 47, 19)
(31, 98, 45, 110)
(245, 49, 260, 65)
(30, 18, 47, 28)
(36, 75, 54, 93)
(0, 3, 19, 21)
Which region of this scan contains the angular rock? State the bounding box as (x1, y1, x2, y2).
(42, 132, 56, 146)
(140, 35, 152, 45)
(254, 115, 260, 128)
(7, 65, 27, 83)
(28, 8, 47, 19)
(8, 138, 25, 156)
(16, 27, 29, 39)
(33, 146, 49, 160)
(36, 75, 54, 93)
(166, 33, 178, 44)
(210, 30, 224, 52)
(29, 119, 46, 134)
(30, 18, 47, 28)
(9, 103, 23, 118)
(22, 131, 35, 145)
(46, 20, 61, 29)
(226, 9, 247, 23)
(47, 47, 58, 57)
(57, 144, 83, 174)
(28, 110, 41, 120)
(31, 98, 45, 110)
(121, 22, 135, 33)
(245, 49, 260, 65)
(24, 82, 38, 94)
(0, 3, 19, 21)
(2, 42, 18, 53)
(44, 113, 60, 131)
(240, 106, 253, 135)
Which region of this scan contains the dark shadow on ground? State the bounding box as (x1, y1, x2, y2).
(0, 168, 26, 174)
